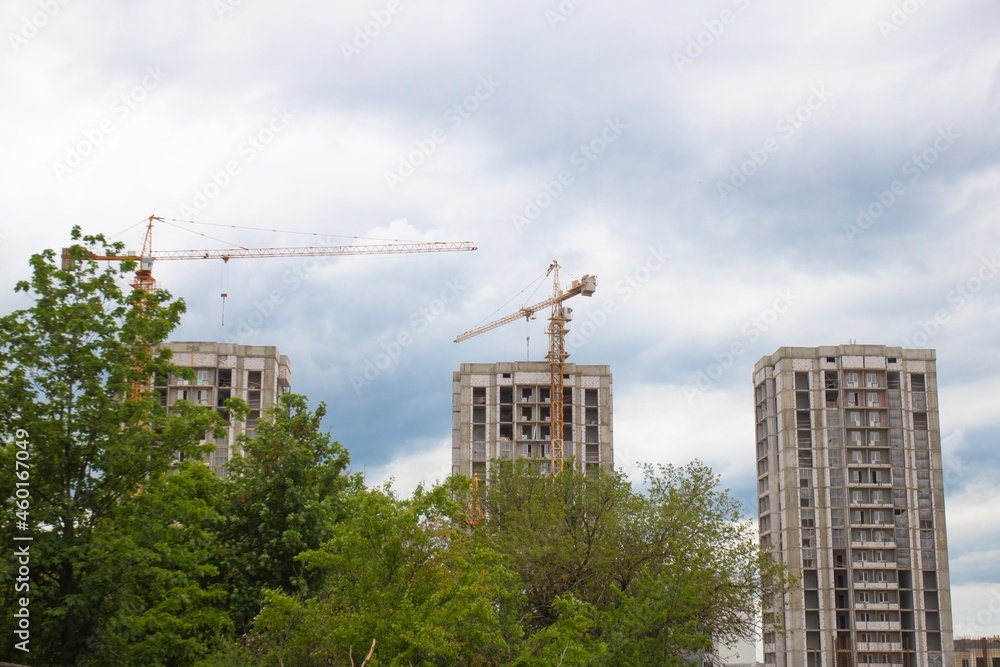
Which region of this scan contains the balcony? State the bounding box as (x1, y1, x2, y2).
(855, 601, 900, 610)
(857, 642, 903, 652)
(849, 500, 894, 509)
(850, 540, 896, 549)
(853, 560, 897, 569)
(848, 480, 894, 489)
(850, 522, 895, 530)
(855, 621, 902, 631)
(853, 581, 898, 590)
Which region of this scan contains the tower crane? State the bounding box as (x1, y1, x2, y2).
(61, 214, 477, 398)
(62, 215, 477, 292)
(455, 261, 596, 475)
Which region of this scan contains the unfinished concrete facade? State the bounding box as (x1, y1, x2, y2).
(155, 341, 291, 476)
(754, 345, 954, 667)
(452, 362, 613, 478)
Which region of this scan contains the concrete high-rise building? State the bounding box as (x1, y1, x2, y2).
(753, 345, 953, 667)
(452, 362, 613, 478)
(155, 341, 291, 476)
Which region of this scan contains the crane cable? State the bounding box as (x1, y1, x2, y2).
(468, 267, 549, 331)
(159, 216, 439, 244)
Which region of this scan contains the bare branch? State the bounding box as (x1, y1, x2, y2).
(360, 639, 376, 667)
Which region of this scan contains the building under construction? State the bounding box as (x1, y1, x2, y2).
(754, 345, 954, 667)
(155, 341, 291, 476)
(953, 637, 1000, 666)
(451, 361, 613, 479)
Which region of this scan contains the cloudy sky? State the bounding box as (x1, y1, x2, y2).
(3, 0, 999, 636)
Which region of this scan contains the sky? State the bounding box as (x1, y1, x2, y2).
(2, 0, 999, 638)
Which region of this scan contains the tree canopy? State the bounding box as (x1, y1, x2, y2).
(0, 229, 229, 665)
(208, 460, 786, 667)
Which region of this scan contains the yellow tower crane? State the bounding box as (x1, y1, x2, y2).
(63, 215, 478, 292)
(62, 214, 478, 398)
(455, 261, 596, 475)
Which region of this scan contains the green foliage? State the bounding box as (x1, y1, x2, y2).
(86, 462, 233, 666)
(212, 478, 522, 666)
(0, 229, 233, 665)
(213, 462, 786, 666)
(483, 460, 786, 666)
(217, 392, 354, 631)
(512, 595, 607, 666)
(482, 460, 629, 631)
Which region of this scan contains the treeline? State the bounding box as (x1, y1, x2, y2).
(0, 230, 786, 666)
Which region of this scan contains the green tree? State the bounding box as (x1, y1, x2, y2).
(0, 229, 229, 665)
(208, 478, 523, 666)
(86, 462, 233, 666)
(216, 392, 353, 631)
(212, 461, 785, 666)
(595, 462, 780, 666)
(482, 460, 786, 666)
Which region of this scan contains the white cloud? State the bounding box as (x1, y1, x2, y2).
(362, 438, 452, 498)
(951, 583, 1000, 638)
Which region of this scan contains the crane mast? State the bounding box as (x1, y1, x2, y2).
(547, 262, 570, 475)
(455, 261, 596, 475)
